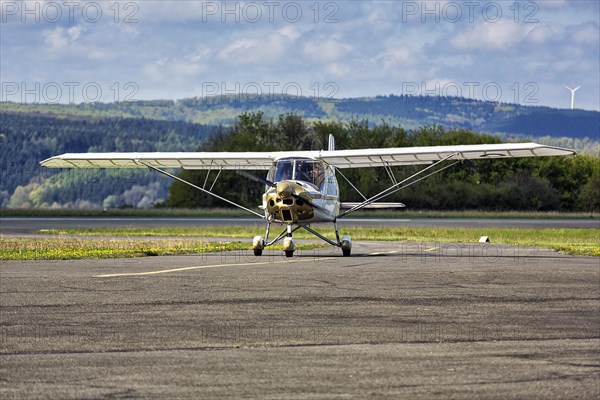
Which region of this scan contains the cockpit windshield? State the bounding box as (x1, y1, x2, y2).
(273, 158, 325, 189)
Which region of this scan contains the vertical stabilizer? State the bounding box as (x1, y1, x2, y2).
(328, 134, 335, 151)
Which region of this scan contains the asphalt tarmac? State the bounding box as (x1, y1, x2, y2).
(1, 242, 599, 399)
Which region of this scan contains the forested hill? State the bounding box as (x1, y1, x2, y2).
(0, 112, 214, 208)
(2, 94, 598, 140)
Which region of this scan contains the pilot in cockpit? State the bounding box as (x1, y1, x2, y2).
(296, 161, 313, 183)
(296, 161, 325, 188)
(276, 162, 293, 181)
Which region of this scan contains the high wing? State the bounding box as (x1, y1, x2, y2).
(40, 151, 277, 170)
(317, 142, 575, 168)
(40, 143, 574, 169)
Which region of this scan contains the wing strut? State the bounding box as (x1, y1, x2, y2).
(337, 152, 459, 219)
(335, 167, 368, 201)
(136, 160, 265, 219)
(383, 161, 398, 185)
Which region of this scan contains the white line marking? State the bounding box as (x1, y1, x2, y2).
(95, 257, 337, 278)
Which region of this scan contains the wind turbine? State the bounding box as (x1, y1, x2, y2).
(564, 85, 581, 110)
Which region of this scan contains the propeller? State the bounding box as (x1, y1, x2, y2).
(276, 182, 324, 211)
(239, 171, 324, 211)
(236, 170, 276, 187)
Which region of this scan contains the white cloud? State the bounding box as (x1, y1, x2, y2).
(450, 20, 535, 51)
(539, 0, 569, 8)
(41, 25, 114, 60)
(303, 39, 353, 63)
(526, 25, 561, 44)
(572, 22, 599, 45)
(43, 26, 83, 50)
(363, 5, 394, 33)
(377, 46, 414, 71)
(143, 58, 168, 82)
(218, 26, 301, 65)
(143, 47, 211, 84)
(325, 62, 351, 78)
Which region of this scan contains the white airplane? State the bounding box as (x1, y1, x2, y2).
(41, 137, 575, 257)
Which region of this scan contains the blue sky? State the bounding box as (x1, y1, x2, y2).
(1, 0, 599, 110)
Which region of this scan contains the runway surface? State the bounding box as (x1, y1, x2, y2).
(1, 216, 598, 235)
(1, 242, 599, 399)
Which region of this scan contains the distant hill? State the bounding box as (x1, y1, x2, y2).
(0, 112, 214, 208)
(2, 94, 598, 140)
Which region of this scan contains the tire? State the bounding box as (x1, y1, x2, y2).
(341, 236, 352, 257)
(285, 250, 294, 258)
(254, 249, 263, 256)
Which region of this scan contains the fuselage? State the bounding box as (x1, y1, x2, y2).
(262, 157, 339, 224)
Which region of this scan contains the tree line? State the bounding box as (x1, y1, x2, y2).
(164, 112, 599, 212)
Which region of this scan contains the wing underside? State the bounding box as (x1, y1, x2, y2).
(40, 143, 575, 169)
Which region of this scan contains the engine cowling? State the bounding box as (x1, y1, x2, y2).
(265, 181, 315, 223)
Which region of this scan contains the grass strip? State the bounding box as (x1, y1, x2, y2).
(37, 226, 600, 257)
(0, 236, 323, 261)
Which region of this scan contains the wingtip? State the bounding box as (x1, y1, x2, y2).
(39, 157, 54, 167)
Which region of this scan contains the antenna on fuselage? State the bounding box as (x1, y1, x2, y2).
(328, 134, 335, 151)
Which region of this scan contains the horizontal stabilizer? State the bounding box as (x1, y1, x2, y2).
(340, 202, 406, 209)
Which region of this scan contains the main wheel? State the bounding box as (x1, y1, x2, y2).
(254, 248, 263, 256)
(285, 250, 294, 258)
(341, 236, 352, 257)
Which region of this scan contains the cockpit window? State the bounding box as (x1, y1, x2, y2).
(273, 158, 325, 189)
(274, 160, 294, 181)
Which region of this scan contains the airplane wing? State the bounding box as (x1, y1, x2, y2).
(317, 143, 576, 169)
(40, 151, 278, 170)
(40, 143, 575, 170)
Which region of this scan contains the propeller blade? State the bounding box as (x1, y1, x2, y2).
(290, 192, 324, 211)
(237, 170, 276, 187)
(276, 181, 324, 211)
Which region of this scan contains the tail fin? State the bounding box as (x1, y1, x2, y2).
(328, 134, 335, 151)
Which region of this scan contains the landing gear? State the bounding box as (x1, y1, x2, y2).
(253, 222, 300, 257)
(252, 236, 264, 256)
(251, 221, 351, 258)
(341, 235, 352, 257)
(283, 231, 295, 258)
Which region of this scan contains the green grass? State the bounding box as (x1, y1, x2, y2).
(0, 236, 323, 261)
(36, 226, 600, 257)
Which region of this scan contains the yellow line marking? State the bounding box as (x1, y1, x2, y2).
(369, 250, 400, 255)
(95, 257, 337, 278)
(424, 247, 438, 252)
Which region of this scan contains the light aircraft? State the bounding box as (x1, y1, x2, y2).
(41, 136, 575, 257)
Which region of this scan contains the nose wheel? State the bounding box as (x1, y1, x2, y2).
(252, 236, 264, 256)
(283, 234, 295, 258)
